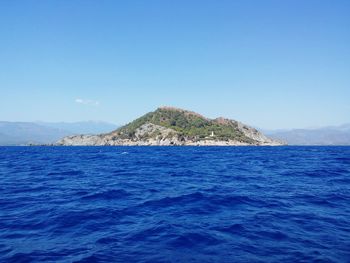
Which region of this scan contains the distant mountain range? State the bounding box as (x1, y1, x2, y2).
(1, 118, 349, 146)
(265, 124, 350, 145)
(35, 121, 118, 135)
(0, 121, 118, 145)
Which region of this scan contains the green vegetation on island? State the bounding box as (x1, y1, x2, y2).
(113, 107, 255, 143)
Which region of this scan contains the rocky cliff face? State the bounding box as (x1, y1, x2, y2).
(56, 107, 284, 146)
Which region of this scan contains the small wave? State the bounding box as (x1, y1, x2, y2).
(52, 208, 111, 230)
(139, 192, 205, 208)
(127, 224, 172, 242)
(47, 170, 84, 176)
(81, 189, 131, 201)
(208, 193, 262, 208)
(168, 232, 222, 248)
(212, 223, 246, 234)
(256, 230, 289, 240)
(96, 236, 119, 245)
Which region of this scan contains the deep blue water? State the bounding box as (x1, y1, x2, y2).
(0, 146, 350, 262)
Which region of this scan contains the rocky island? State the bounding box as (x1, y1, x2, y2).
(56, 107, 284, 146)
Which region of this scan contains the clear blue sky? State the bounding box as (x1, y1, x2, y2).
(1, 0, 349, 129)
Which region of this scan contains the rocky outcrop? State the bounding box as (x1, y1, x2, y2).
(57, 134, 105, 146)
(56, 107, 285, 146)
(236, 121, 279, 145)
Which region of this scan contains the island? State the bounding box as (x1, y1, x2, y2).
(56, 107, 284, 146)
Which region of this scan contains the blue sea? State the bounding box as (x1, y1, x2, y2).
(0, 146, 349, 262)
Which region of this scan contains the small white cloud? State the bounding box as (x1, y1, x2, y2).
(75, 98, 100, 106)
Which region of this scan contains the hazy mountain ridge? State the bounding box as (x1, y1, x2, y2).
(2, 117, 349, 146)
(0, 121, 118, 145)
(57, 107, 282, 146)
(36, 121, 118, 135)
(265, 124, 350, 145)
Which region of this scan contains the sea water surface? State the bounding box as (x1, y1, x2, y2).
(0, 146, 349, 262)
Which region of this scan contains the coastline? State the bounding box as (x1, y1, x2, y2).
(54, 135, 285, 146)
